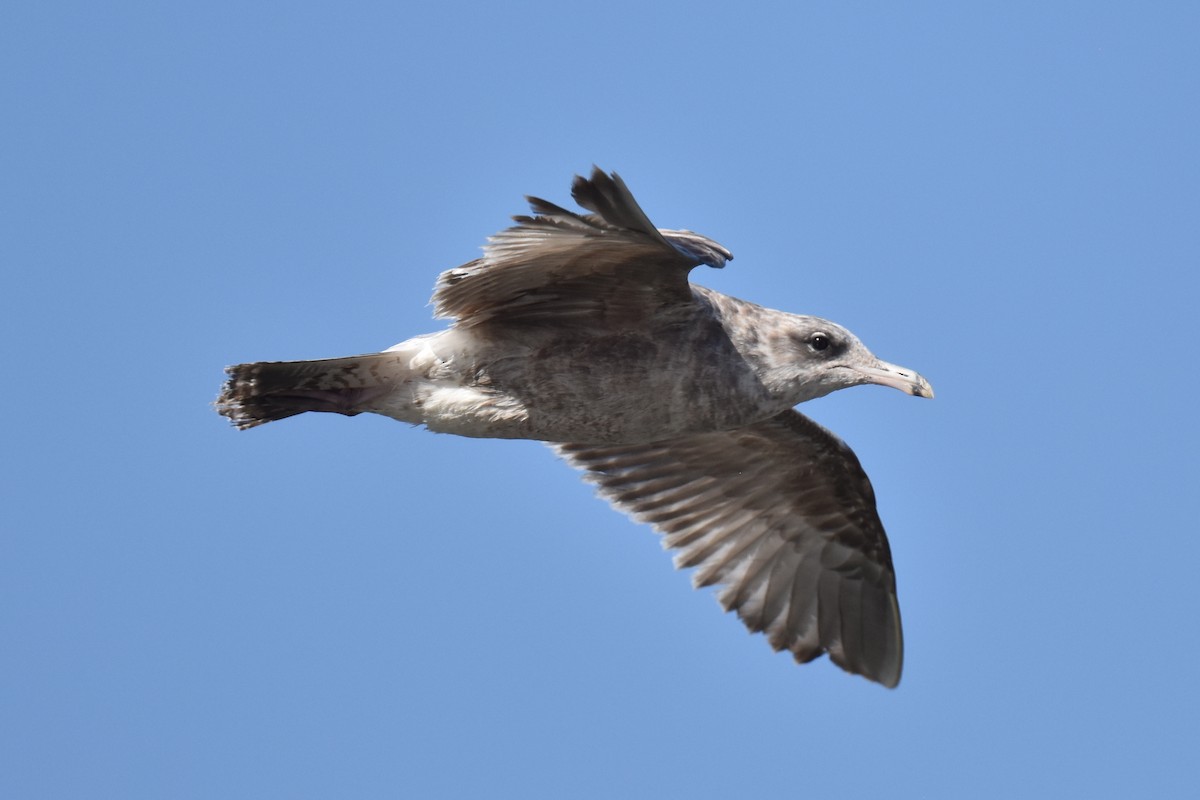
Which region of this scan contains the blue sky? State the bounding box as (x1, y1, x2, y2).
(2, 2, 1197, 797)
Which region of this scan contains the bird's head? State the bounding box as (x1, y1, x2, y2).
(768, 316, 934, 405)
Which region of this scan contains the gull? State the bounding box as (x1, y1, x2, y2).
(217, 168, 933, 687)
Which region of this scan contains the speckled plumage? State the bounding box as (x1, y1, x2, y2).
(217, 168, 933, 687)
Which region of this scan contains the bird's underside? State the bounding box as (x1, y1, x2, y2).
(217, 168, 932, 688)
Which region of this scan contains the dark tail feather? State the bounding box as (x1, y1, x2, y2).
(216, 353, 399, 430)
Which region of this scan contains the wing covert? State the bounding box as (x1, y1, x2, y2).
(431, 168, 731, 327)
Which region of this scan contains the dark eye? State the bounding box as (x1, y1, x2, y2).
(809, 332, 831, 352)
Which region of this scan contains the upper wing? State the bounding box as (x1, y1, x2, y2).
(556, 410, 903, 687)
(431, 168, 732, 327)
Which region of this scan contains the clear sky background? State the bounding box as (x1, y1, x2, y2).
(3, 2, 1197, 797)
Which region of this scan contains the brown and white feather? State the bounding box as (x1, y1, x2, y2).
(431, 170, 731, 328)
(556, 409, 903, 687)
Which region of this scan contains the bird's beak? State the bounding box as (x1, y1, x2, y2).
(856, 360, 935, 398)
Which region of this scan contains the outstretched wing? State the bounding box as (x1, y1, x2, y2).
(432, 167, 732, 327)
(556, 410, 903, 687)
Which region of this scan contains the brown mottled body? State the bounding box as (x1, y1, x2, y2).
(217, 169, 932, 687)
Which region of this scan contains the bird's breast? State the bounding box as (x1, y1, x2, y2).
(464, 325, 781, 444)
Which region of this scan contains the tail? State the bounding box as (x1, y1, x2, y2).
(216, 353, 405, 430)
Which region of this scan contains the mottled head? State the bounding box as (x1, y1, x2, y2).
(766, 316, 934, 405)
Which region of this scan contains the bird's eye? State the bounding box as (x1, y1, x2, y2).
(809, 333, 831, 352)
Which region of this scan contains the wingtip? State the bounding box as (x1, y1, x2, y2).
(569, 166, 662, 239)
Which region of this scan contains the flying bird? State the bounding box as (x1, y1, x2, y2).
(217, 168, 933, 687)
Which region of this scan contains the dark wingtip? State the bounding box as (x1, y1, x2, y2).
(569, 167, 662, 238)
(569, 167, 733, 269)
